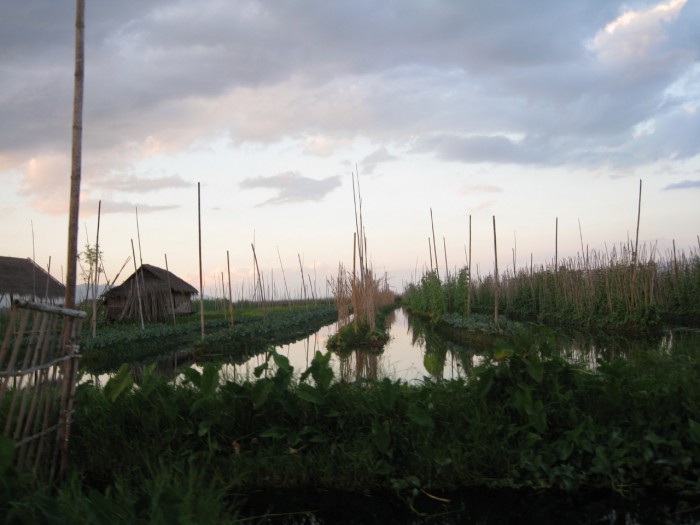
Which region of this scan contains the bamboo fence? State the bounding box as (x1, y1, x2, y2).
(0, 300, 86, 480)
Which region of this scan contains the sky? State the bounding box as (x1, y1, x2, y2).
(1, 0, 699, 300)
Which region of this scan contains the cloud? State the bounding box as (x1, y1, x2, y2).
(662, 179, 700, 190)
(1, 0, 699, 196)
(458, 184, 503, 195)
(588, 0, 687, 65)
(360, 147, 398, 174)
(239, 171, 341, 205)
(79, 199, 180, 216)
(86, 173, 191, 193)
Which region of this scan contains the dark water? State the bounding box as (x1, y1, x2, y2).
(238, 487, 700, 524)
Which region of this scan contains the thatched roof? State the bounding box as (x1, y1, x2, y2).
(103, 263, 197, 299)
(0, 256, 65, 298)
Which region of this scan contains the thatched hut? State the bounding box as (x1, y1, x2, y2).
(102, 264, 197, 323)
(0, 256, 65, 305)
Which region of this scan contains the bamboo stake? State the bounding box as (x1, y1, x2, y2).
(634, 179, 642, 264)
(276, 247, 291, 307)
(198, 182, 204, 340)
(554, 217, 558, 273)
(467, 214, 472, 317)
(443, 236, 449, 281)
(92, 200, 101, 336)
(428, 237, 433, 272)
(298, 253, 307, 301)
(45, 257, 52, 302)
(164, 254, 176, 326)
(130, 239, 144, 329)
(493, 215, 499, 328)
(227, 250, 234, 324)
(31, 220, 36, 301)
(430, 208, 439, 279)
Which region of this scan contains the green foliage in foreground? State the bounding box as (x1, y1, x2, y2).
(2, 335, 700, 522)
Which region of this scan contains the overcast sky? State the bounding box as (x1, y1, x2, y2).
(1, 0, 698, 298)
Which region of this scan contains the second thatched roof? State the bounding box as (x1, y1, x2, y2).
(102, 264, 197, 299)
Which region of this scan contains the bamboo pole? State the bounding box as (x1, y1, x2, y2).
(554, 217, 558, 273)
(634, 179, 642, 264)
(443, 236, 449, 281)
(92, 200, 101, 336)
(467, 214, 472, 317)
(31, 220, 36, 301)
(276, 247, 291, 307)
(130, 239, 144, 329)
(493, 215, 499, 328)
(64, 0, 84, 310)
(198, 182, 204, 340)
(44, 257, 52, 302)
(227, 250, 234, 324)
(164, 254, 176, 326)
(428, 237, 433, 272)
(430, 208, 439, 279)
(298, 253, 307, 301)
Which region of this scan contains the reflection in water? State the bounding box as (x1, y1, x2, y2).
(91, 308, 700, 385)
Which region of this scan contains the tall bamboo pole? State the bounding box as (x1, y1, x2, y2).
(31, 221, 36, 301)
(64, 0, 85, 310)
(198, 182, 204, 340)
(467, 214, 471, 317)
(428, 237, 433, 272)
(493, 215, 499, 328)
(227, 250, 234, 324)
(131, 239, 144, 329)
(164, 254, 176, 326)
(91, 200, 101, 336)
(443, 236, 449, 281)
(430, 208, 439, 279)
(634, 179, 642, 264)
(554, 217, 558, 273)
(276, 247, 291, 307)
(298, 253, 307, 301)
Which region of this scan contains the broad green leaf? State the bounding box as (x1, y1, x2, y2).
(371, 418, 392, 456)
(475, 367, 494, 397)
(525, 357, 544, 383)
(251, 379, 274, 408)
(406, 403, 435, 428)
(379, 378, 398, 410)
(296, 383, 324, 405)
(0, 436, 15, 473)
(260, 427, 286, 439)
(103, 364, 133, 402)
(200, 363, 220, 398)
